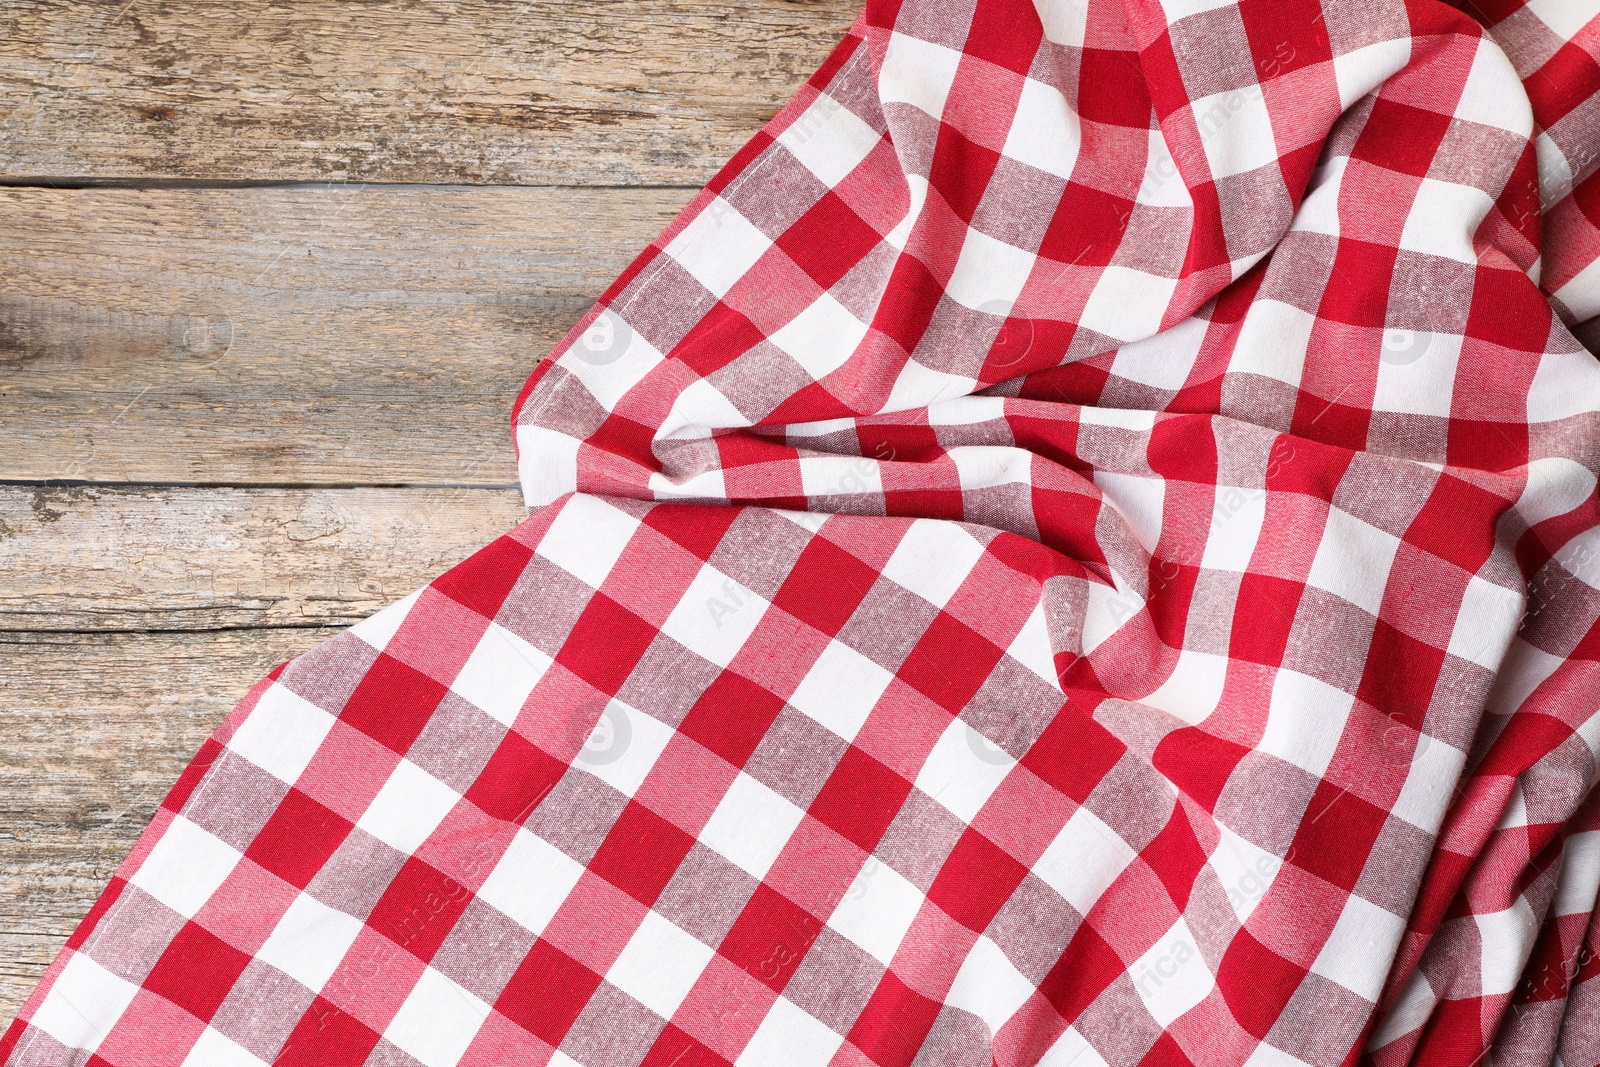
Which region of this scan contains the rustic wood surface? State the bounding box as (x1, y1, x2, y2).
(0, 0, 857, 185)
(0, 628, 345, 1016)
(0, 186, 687, 485)
(0, 0, 853, 1029)
(0, 486, 528, 631)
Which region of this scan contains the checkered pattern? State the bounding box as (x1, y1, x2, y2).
(9, 0, 1600, 1064)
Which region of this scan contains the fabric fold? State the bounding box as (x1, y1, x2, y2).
(8, 0, 1600, 1064)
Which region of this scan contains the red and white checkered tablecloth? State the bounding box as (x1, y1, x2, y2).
(9, 0, 1600, 1063)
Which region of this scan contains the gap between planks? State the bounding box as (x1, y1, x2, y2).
(0, 0, 865, 1017)
(0, 481, 534, 1023)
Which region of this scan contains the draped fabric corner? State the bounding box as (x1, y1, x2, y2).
(9, 0, 1600, 1063)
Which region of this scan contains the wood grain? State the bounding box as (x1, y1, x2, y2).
(0, 485, 528, 631)
(0, 0, 862, 1032)
(0, 184, 689, 485)
(0, 627, 345, 1024)
(0, 0, 857, 185)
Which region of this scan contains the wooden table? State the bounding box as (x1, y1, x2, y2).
(0, 0, 854, 1025)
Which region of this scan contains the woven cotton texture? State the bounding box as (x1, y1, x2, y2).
(9, 0, 1600, 1063)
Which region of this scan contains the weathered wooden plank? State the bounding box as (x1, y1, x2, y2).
(0, 627, 345, 1027)
(0, 184, 689, 484)
(0, 485, 527, 631)
(0, 0, 856, 185)
(0, 933, 57, 1032)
